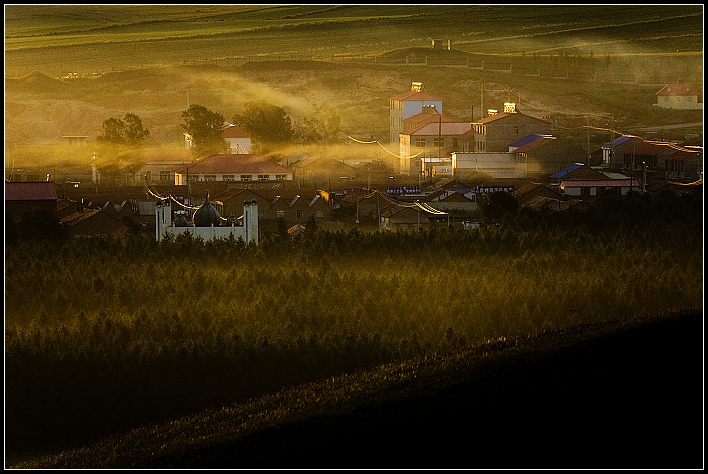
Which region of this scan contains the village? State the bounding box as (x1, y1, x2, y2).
(5, 80, 703, 242)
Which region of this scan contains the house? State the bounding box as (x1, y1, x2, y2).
(559, 178, 641, 198)
(655, 84, 702, 110)
(173, 154, 293, 185)
(510, 134, 586, 179)
(5, 181, 58, 223)
(336, 189, 397, 227)
(451, 152, 526, 180)
(589, 135, 641, 168)
(471, 103, 551, 152)
(514, 182, 562, 204)
(398, 117, 473, 176)
(60, 208, 131, 239)
(661, 146, 703, 180)
(222, 123, 252, 154)
(211, 187, 330, 232)
(289, 156, 357, 183)
(591, 137, 703, 179)
(389, 82, 444, 145)
(380, 201, 448, 231)
(423, 190, 478, 213)
(549, 162, 609, 184)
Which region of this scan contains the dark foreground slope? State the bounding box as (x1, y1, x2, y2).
(11, 310, 703, 470)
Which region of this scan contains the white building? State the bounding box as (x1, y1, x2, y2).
(389, 82, 443, 145)
(222, 123, 252, 154)
(155, 193, 259, 244)
(173, 154, 293, 185)
(655, 84, 702, 110)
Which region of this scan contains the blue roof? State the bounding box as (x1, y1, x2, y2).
(550, 162, 584, 179)
(601, 135, 633, 148)
(508, 134, 547, 148)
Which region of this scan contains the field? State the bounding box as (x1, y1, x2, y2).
(4, 5, 703, 179)
(3, 5, 705, 469)
(5, 192, 704, 467)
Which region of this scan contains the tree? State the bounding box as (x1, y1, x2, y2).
(232, 101, 294, 152)
(481, 191, 520, 224)
(95, 113, 151, 183)
(97, 113, 150, 146)
(181, 104, 228, 157)
(293, 103, 341, 144)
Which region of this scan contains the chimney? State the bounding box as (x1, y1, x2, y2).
(504, 102, 517, 114)
(487, 109, 498, 117)
(411, 82, 423, 92)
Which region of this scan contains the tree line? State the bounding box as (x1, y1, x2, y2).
(92, 101, 341, 181)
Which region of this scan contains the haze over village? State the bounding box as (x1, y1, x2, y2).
(4, 5, 704, 469)
(6, 74, 703, 240)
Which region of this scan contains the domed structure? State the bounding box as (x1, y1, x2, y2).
(193, 191, 221, 227)
(226, 212, 238, 226)
(174, 214, 189, 227)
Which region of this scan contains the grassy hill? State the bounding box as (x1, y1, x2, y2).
(10, 310, 703, 469)
(4, 5, 703, 174)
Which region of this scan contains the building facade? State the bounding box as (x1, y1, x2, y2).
(173, 154, 293, 185)
(389, 82, 443, 145)
(471, 103, 551, 153)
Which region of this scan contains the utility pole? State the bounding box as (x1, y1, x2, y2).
(480, 82, 484, 120)
(438, 115, 442, 179)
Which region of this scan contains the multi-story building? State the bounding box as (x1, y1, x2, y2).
(389, 82, 443, 145)
(470, 103, 551, 152)
(398, 116, 473, 177)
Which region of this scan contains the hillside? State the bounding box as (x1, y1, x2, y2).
(5, 4, 703, 158)
(10, 310, 703, 469)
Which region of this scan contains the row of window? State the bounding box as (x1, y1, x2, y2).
(413, 138, 456, 148)
(190, 174, 288, 182)
(119, 173, 289, 182)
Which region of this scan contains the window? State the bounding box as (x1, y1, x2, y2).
(159, 171, 171, 181)
(223, 175, 235, 181)
(143, 171, 151, 181)
(513, 126, 519, 135)
(315, 210, 324, 218)
(275, 174, 287, 181)
(296, 210, 305, 218)
(240, 175, 252, 181)
(452, 138, 458, 148)
(190, 175, 199, 181)
(258, 174, 269, 181)
(433, 138, 444, 148)
(414, 137, 426, 148)
(204, 175, 216, 181)
(277, 210, 285, 218)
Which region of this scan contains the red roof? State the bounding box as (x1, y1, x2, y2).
(513, 136, 556, 154)
(655, 84, 697, 96)
(632, 141, 671, 155)
(474, 111, 550, 125)
(173, 154, 291, 175)
(222, 124, 251, 139)
(390, 90, 443, 101)
(665, 149, 700, 161)
(5, 181, 58, 201)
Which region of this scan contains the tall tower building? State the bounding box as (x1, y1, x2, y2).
(389, 82, 443, 145)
